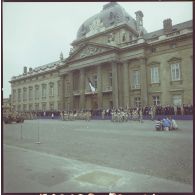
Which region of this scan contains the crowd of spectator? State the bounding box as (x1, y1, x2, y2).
(16, 104, 193, 120)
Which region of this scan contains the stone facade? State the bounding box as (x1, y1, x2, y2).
(10, 63, 61, 112)
(10, 2, 193, 112)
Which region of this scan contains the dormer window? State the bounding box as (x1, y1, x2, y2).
(129, 34, 133, 41)
(122, 32, 126, 42)
(108, 33, 115, 43)
(109, 12, 114, 19)
(151, 47, 156, 53)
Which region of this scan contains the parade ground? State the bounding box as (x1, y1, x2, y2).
(3, 119, 193, 193)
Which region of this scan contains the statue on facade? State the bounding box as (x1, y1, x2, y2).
(60, 52, 64, 62)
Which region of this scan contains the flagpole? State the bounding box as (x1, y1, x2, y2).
(20, 123, 23, 140)
(35, 115, 41, 144)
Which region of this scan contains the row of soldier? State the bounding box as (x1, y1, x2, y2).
(60, 111, 92, 121)
(59, 109, 142, 122)
(12, 103, 193, 121)
(110, 108, 143, 122)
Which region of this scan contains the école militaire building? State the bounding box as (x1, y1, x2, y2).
(10, 2, 193, 112)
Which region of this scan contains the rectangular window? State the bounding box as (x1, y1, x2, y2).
(152, 96, 160, 105)
(23, 104, 27, 111)
(18, 89, 21, 102)
(17, 105, 21, 111)
(49, 83, 54, 97)
(50, 102, 54, 110)
(132, 70, 140, 89)
(29, 87, 33, 100)
(23, 88, 27, 101)
(42, 102, 47, 111)
(42, 84, 47, 98)
(58, 102, 61, 110)
(151, 67, 159, 83)
(171, 63, 180, 81)
(35, 86, 39, 100)
(172, 95, 182, 106)
(13, 89, 16, 102)
(35, 103, 39, 111)
(29, 104, 33, 111)
(134, 97, 141, 107)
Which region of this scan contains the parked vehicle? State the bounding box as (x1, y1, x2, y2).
(3, 112, 24, 124)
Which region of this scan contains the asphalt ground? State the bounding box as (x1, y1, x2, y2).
(3, 119, 193, 192)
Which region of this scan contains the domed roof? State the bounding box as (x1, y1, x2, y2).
(77, 2, 138, 39)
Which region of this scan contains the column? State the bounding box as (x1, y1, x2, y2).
(140, 58, 148, 106)
(97, 65, 102, 109)
(69, 71, 73, 110)
(111, 61, 119, 108)
(123, 60, 130, 108)
(79, 68, 85, 110)
(59, 75, 65, 110)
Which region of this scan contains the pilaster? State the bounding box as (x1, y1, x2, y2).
(111, 61, 119, 108)
(97, 65, 102, 109)
(123, 60, 130, 108)
(140, 58, 148, 106)
(59, 76, 65, 110)
(69, 71, 73, 110)
(79, 68, 85, 110)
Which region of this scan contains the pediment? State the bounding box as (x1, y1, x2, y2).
(66, 42, 117, 63)
(167, 57, 182, 63)
(149, 61, 160, 65)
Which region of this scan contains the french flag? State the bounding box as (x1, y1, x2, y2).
(88, 78, 96, 93)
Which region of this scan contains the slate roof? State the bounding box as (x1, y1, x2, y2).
(11, 60, 60, 81)
(144, 20, 192, 40)
(33, 60, 60, 72)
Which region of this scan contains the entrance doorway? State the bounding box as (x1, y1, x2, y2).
(109, 100, 113, 109)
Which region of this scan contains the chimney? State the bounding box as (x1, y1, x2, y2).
(23, 66, 27, 74)
(135, 11, 144, 36)
(163, 18, 172, 34)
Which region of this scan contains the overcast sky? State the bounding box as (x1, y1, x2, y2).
(3, 1, 193, 98)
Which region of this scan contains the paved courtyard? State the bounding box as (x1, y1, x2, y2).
(3, 119, 193, 193)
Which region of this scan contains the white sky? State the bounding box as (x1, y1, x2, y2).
(3, 1, 193, 98)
